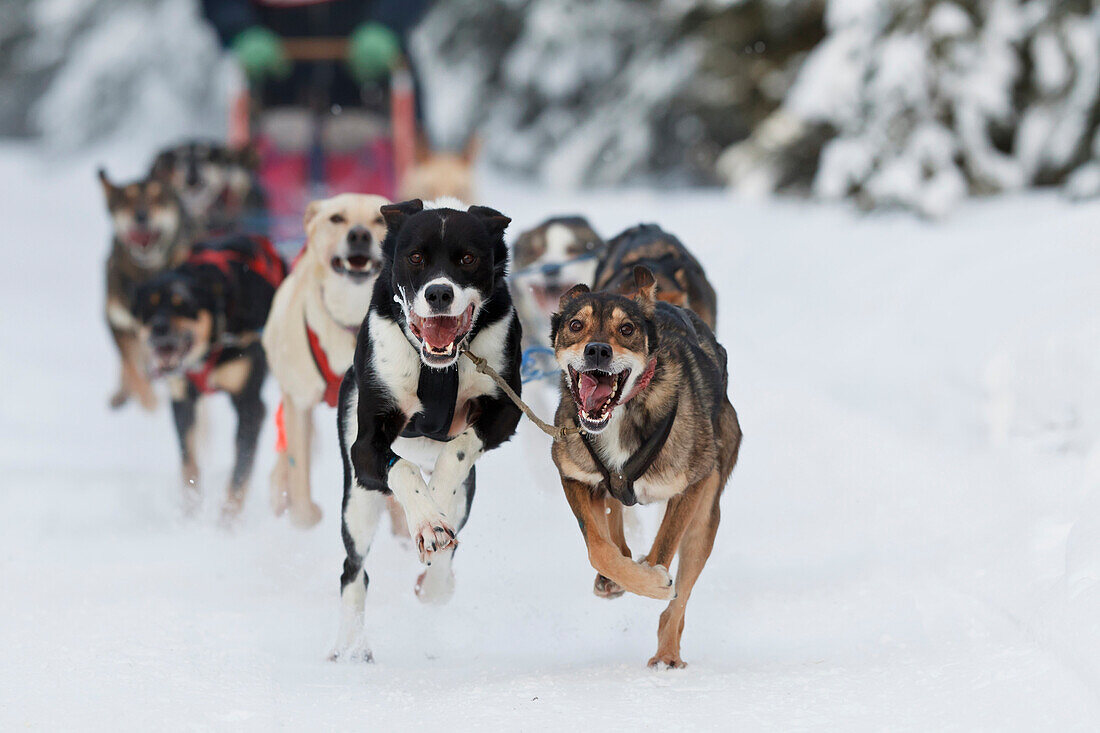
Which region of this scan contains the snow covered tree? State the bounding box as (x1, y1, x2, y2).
(719, 0, 1100, 215)
(412, 0, 824, 186)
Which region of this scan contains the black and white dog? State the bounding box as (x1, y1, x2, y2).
(332, 198, 523, 661)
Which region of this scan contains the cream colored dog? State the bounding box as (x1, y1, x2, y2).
(263, 193, 390, 528)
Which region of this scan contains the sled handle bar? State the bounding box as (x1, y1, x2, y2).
(282, 38, 348, 62)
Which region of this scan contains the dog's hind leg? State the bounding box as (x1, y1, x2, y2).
(648, 470, 721, 669)
(332, 486, 386, 662)
(594, 500, 630, 599)
(332, 381, 385, 661)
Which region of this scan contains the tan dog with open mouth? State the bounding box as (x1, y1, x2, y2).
(262, 193, 391, 528)
(550, 267, 741, 668)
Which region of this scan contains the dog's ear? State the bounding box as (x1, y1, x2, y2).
(549, 311, 562, 345)
(149, 151, 173, 181)
(467, 205, 510, 237)
(558, 283, 590, 311)
(303, 200, 323, 232)
(632, 266, 657, 317)
(97, 167, 116, 195)
(381, 199, 424, 233)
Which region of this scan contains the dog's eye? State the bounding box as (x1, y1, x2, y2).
(569, 319, 583, 333)
(408, 252, 423, 265)
(171, 293, 183, 307)
(619, 323, 635, 337)
(149, 292, 160, 306)
(459, 253, 476, 266)
(374, 216, 384, 226)
(329, 213, 346, 224)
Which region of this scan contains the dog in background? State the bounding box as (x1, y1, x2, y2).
(594, 224, 717, 330)
(332, 198, 522, 662)
(262, 193, 391, 528)
(100, 168, 193, 411)
(550, 267, 740, 668)
(397, 137, 478, 205)
(150, 140, 264, 235)
(510, 216, 606, 351)
(133, 235, 285, 520)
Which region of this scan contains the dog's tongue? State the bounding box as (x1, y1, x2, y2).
(578, 372, 614, 412)
(421, 315, 461, 350)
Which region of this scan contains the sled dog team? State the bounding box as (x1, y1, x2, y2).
(100, 142, 741, 669)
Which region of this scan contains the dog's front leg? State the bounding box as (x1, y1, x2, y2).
(169, 377, 200, 515)
(413, 429, 483, 603)
(387, 459, 456, 563)
(224, 368, 267, 524)
(110, 325, 156, 411)
(561, 477, 673, 600)
(281, 397, 321, 527)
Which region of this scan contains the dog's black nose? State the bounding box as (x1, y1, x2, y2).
(134, 209, 148, 225)
(346, 226, 372, 250)
(185, 162, 201, 188)
(584, 342, 613, 369)
(424, 283, 454, 312)
(150, 318, 170, 339)
(542, 263, 562, 278)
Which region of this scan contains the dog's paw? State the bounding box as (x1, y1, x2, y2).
(219, 495, 244, 528)
(594, 573, 625, 599)
(410, 517, 457, 563)
(137, 390, 158, 412)
(288, 501, 323, 529)
(329, 645, 374, 664)
(108, 389, 129, 410)
(647, 653, 687, 670)
(637, 562, 675, 600)
(415, 564, 455, 605)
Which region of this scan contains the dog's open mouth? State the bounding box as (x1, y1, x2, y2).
(148, 334, 192, 376)
(568, 365, 630, 431)
(331, 255, 375, 282)
(529, 282, 566, 315)
(126, 228, 160, 249)
(408, 303, 475, 366)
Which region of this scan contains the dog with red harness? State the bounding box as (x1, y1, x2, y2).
(133, 234, 286, 520)
(261, 193, 391, 528)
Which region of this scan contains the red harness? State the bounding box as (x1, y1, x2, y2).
(186, 346, 223, 395)
(306, 319, 344, 408)
(187, 235, 286, 289)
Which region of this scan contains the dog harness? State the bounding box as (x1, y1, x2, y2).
(580, 399, 678, 508)
(186, 345, 224, 395)
(188, 234, 285, 290)
(305, 317, 344, 408)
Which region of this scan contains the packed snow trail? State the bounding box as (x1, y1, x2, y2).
(2, 144, 1099, 730)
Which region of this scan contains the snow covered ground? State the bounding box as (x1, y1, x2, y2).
(2, 142, 1100, 730)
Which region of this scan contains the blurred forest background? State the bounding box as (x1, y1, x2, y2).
(1, 0, 1098, 215)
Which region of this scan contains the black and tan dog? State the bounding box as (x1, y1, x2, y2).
(133, 235, 286, 519)
(150, 140, 264, 235)
(100, 168, 193, 411)
(550, 267, 740, 668)
(594, 224, 718, 329)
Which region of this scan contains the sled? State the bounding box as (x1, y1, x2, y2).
(228, 38, 416, 257)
